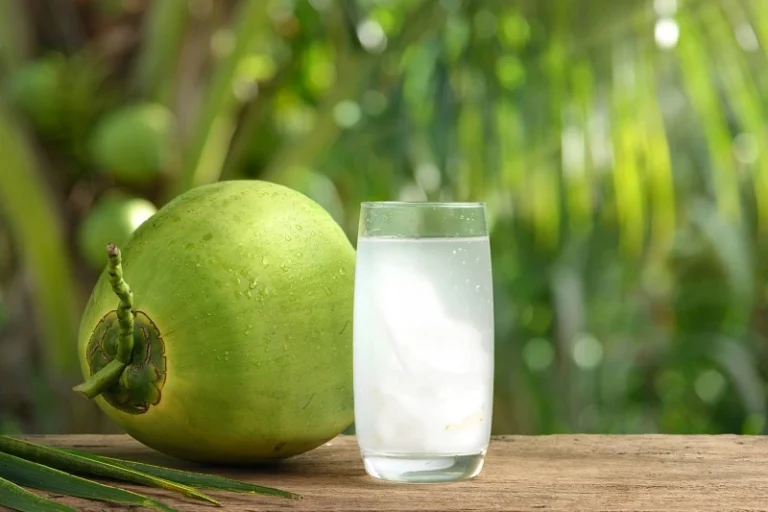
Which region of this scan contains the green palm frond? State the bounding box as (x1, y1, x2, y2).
(0, 475, 77, 512)
(0, 451, 176, 512)
(63, 449, 300, 499)
(0, 436, 299, 512)
(0, 436, 218, 506)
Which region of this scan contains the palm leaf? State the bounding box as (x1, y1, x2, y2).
(700, 1, 768, 232)
(635, 49, 676, 257)
(0, 436, 219, 506)
(0, 94, 80, 380)
(563, 59, 595, 236)
(713, 337, 767, 431)
(610, 42, 647, 258)
(0, 475, 76, 512)
(63, 449, 300, 500)
(0, 450, 176, 512)
(134, 0, 189, 104)
(175, 0, 269, 194)
(676, 12, 741, 224)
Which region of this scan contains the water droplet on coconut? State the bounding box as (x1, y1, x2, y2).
(296, 224, 303, 230)
(249, 278, 258, 289)
(324, 287, 332, 295)
(246, 290, 253, 298)
(261, 256, 270, 267)
(475, 285, 481, 291)
(225, 351, 229, 356)
(245, 330, 250, 336)
(339, 268, 346, 276)
(196, 263, 201, 268)
(280, 262, 288, 271)
(452, 249, 457, 255)
(285, 235, 292, 241)
(236, 277, 242, 285)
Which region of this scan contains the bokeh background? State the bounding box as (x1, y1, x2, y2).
(1, 0, 767, 436)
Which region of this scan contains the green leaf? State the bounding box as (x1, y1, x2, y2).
(65, 450, 300, 500)
(0, 475, 77, 512)
(0, 436, 219, 506)
(0, 94, 80, 382)
(676, 13, 741, 224)
(175, 0, 269, 195)
(0, 450, 176, 512)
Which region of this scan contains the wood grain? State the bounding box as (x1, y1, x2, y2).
(5, 434, 768, 511)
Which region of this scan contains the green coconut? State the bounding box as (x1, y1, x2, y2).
(74, 180, 356, 463)
(78, 193, 157, 270)
(89, 103, 173, 185)
(7, 57, 65, 134)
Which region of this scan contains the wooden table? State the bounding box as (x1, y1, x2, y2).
(7, 434, 768, 511)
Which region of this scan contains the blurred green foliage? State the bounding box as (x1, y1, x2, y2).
(1, 0, 768, 436)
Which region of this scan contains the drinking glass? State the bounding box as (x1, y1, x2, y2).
(353, 202, 494, 483)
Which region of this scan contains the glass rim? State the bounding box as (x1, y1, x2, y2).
(361, 201, 485, 208)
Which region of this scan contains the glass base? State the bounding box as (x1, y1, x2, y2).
(362, 452, 485, 483)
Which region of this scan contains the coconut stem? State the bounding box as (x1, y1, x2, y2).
(106, 243, 135, 364)
(73, 243, 135, 398)
(72, 359, 126, 398)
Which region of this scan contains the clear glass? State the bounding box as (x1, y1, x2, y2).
(353, 202, 494, 483)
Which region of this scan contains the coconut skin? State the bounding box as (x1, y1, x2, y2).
(76, 180, 356, 464)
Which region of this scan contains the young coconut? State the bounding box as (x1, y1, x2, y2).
(74, 180, 356, 464)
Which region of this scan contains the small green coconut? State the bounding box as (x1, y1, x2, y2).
(74, 180, 356, 464)
(7, 56, 66, 134)
(78, 193, 157, 270)
(89, 103, 173, 185)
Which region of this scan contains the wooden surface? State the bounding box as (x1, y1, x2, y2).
(7, 434, 768, 511)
